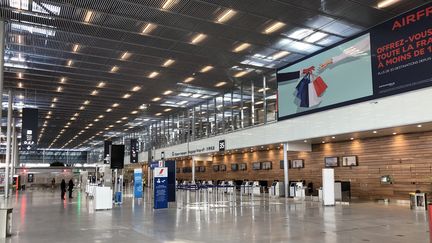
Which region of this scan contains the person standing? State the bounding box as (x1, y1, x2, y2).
(51, 178, 56, 191)
(68, 179, 74, 199)
(61, 179, 66, 200)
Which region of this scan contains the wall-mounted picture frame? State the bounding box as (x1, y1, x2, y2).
(231, 164, 238, 171)
(239, 163, 247, 171)
(195, 166, 200, 172)
(342, 156, 358, 167)
(176, 168, 180, 173)
(324, 157, 339, 167)
(212, 165, 219, 172)
(252, 162, 261, 170)
(291, 159, 304, 168)
(280, 160, 285, 169)
(182, 167, 192, 173)
(220, 164, 227, 171)
(381, 175, 392, 184)
(28, 173, 34, 183)
(261, 161, 272, 170)
(199, 166, 206, 172)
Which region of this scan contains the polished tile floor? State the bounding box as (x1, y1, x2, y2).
(0, 188, 429, 243)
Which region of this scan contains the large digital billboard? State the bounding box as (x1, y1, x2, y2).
(277, 2, 432, 120)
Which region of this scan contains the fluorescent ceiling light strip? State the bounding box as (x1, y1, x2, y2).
(110, 66, 119, 72)
(215, 81, 227, 87)
(272, 51, 290, 60)
(73, 44, 80, 52)
(142, 23, 156, 34)
(191, 33, 206, 44)
(84, 10, 93, 23)
(264, 21, 285, 34)
(162, 0, 176, 9)
(234, 70, 249, 78)
(184, 77, 194, 83)
(217, 9, 236, 23)
(120, 51, 131, 60)
(378, 0, 400, 8)
(200, 65, 213, 73)
(163, 59, 175, 67)
(233, 43, 251, 52)
(148, 72, 159, 78)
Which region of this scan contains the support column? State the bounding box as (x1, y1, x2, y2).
(251, 81, 255, 126)
(191, 157, 195, 183)
(283, 142, 289, 198)
(5, 90, 13, 198)
(0, 21, 5, 139)
(11, 118, 17, 180)
(13, 127, 19, 170)
(263, 75, 267, 124)
(240, 82, 244, 128)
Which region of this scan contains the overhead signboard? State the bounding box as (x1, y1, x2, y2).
(130, 139, 138, 163)
(277, 2, 432, 120)
(110, 145, 125, 169)
(103, 140, 112, 164)
(21, 108, 38, 151)
(219, 140, 226, 151)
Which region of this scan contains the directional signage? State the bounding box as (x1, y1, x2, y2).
(154, 167, 168, 209)
(134, 168, 143, 198)
(21, 108, 38, 151)
(150, 161, 159, 170)
(130, 139, 138, 163)
(103, 140, 112, 164)
(219, 140, 226, 151)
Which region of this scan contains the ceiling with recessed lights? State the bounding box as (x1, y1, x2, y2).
(0, 0, 427, 149)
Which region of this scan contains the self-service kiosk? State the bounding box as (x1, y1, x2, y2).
(270, 181, 285, 197)
(241, 181, 252, 195)
(206, 181, 214, 193)
(218, 181, 227, 193)
(289, 181, 305, 199)
(252, 181, 261, 196)
(227, 181, 234, 193)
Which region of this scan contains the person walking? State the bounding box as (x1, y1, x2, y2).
(61, 179, 66, 200)
(51, 178, 56, 191)
(68, 179, 74, 199)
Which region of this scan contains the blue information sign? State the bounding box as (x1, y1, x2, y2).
(134, 169, 143, 198)
(154, 167, 168, 209)
(150, 161, 159, 170)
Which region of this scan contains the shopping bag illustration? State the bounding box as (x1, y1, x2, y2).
(313, 76, 328, 97)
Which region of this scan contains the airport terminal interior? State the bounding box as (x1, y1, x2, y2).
(0, 0, 431, 242)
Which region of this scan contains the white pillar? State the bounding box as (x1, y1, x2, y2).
(0, 21, 5, 140)
(251, 81, 255, 126)
(191, 157, 195, 183)
(5, 90, 13, 197)
(262, 76, 267, 124)
(322, 168, 335, 206)
(13, 128, 19, 173)
(11, 118, 16, 179)
(283, 142, 289, 198)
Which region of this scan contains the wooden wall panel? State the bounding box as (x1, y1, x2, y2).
(175, 131, 432, 200)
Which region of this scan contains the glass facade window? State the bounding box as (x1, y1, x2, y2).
(93, 76, 278, 155)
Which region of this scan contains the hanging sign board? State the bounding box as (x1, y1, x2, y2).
(104, 140, 112, 164)
(130, 139, 138, 163)
(21, 108, 38, 151)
